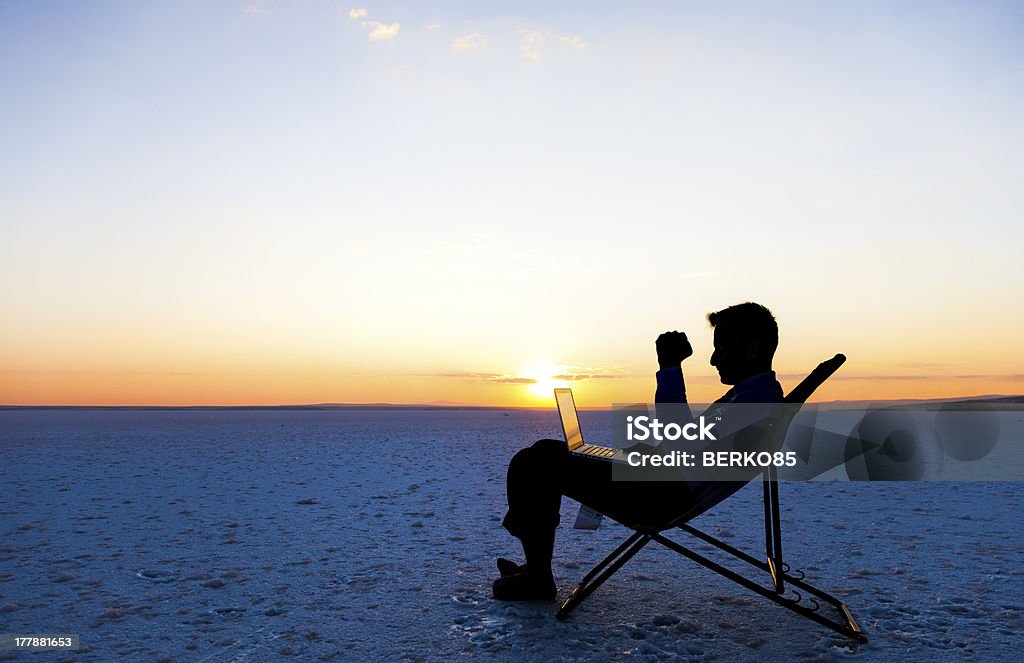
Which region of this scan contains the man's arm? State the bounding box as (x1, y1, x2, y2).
(655, 366, 686, 404)
(653, 331, 695, 447)
(654, 330, 692, 402)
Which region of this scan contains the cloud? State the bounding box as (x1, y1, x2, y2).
(432, 372, 537, 385)
(451, 33, 486, 54)
(242, 2, 267, 14)
(558, 365, 633, 380)
(519, 31, 544, 61)
(428, 368, 630, 384)
(774, 373, 1024, 382)
(347, 7, 398, 41)
(518, 29, 587, 61)
(363, 20, 400, 41)
(551, 373, 621, 381)
(427, 21, 442, 31)
(556, 34, 586, 48)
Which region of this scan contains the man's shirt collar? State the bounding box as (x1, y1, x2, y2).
(725, 370, 783, 403)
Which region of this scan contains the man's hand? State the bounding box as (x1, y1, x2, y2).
(656, 330, 693, 369)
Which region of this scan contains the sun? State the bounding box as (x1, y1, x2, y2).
(523, 363, 570, 399)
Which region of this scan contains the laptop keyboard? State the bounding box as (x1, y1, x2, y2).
(577, 444, 617, 458)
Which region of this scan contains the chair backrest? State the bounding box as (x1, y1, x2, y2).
(760, 353, 848, 453)
(784, 354, 846, 404)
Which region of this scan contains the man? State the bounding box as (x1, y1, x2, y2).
(493, 302, 783, 601)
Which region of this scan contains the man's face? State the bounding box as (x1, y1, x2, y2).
(710, 325, 743, 385)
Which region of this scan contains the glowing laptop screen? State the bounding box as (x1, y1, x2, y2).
(555, 388, 584, 451)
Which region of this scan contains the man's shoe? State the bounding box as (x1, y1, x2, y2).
(496, 557, 527, 577)
(492, 571, 556, 602)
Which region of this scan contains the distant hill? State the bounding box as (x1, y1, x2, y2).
(951, 395, 1024, 404)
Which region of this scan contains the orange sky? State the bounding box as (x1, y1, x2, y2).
(3, 352, 1020, 408)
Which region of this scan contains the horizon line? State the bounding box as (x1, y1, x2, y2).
(1, 394, 1022, 411)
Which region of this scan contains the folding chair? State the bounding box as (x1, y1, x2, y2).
(555, 354, 867, 643)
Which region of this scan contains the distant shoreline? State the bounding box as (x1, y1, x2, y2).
(2, 395, 1022, 411)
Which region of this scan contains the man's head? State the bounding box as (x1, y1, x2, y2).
(708, 302, 778, 385)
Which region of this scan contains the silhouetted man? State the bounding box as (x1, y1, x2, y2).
(494, 302, 783, 601)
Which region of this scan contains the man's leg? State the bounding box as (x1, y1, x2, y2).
(497, 439, 656, 599)
(496, 438, 569, 599)
(563, 460, 697, 531)
(496, 439, 696, 600)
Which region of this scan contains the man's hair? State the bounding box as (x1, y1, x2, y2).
(707, 302, 779, 357)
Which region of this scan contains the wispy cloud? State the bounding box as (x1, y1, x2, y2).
(433, 372, 537, 384)
(425, 366, 630, 384)
(242, 2, 267, 14)
(451, 33, 486, 54)
(427, 21, 442, 31)
(363, 20, 400, 41)
(551, 372, 622, 381)
(348, 8, 399, 41)
(492, 376, 536, 384)
(518, 29, 587, 61)
(775, 372, 1024, 382)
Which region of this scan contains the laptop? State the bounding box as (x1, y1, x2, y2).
(555, 388, 629, 462)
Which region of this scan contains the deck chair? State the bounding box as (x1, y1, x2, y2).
(555, 354, 867, 643)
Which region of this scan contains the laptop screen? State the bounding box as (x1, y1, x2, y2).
(555, 388, 585, 450)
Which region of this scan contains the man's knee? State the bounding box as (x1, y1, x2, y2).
(509, 439, 567, 476)
(531, 438, 568, 454)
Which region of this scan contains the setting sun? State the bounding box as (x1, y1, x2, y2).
(524, 364, 570, 399)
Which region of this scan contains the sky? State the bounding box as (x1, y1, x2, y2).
(2, 0, 1023, 407)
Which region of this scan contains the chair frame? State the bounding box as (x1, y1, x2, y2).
(555, 355, 867, 643)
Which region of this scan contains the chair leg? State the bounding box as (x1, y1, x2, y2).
(556, 532, 651, 619)
(652, 531, 867, 642)
(767, 467, 784, 593)
(762, 468, 785, 593)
